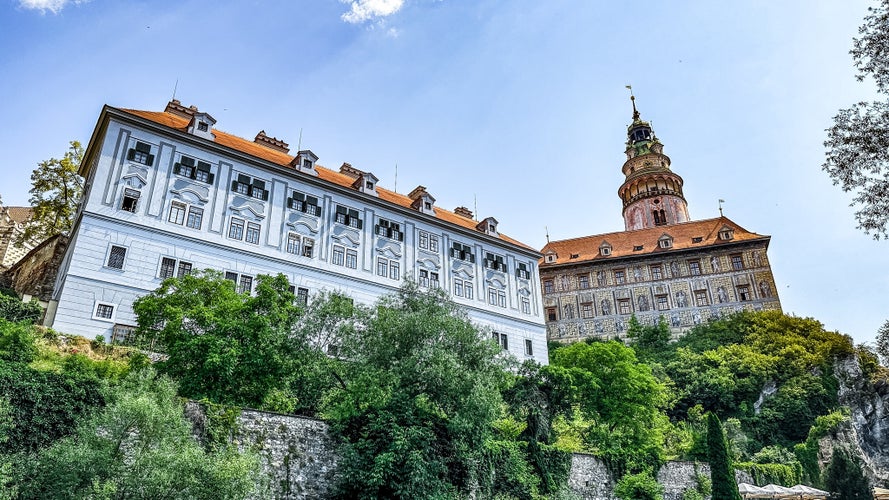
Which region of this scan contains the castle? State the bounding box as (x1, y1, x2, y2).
(540, 95, 781, 342)
(44, 100, 549, 363)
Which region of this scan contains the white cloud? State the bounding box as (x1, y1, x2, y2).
(341, 0, 404, 24)
(18, 0, 87, 14)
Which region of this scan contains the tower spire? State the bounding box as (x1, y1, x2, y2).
(626, 85, 640, 121)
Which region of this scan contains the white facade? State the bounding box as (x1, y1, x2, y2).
(47, 102, 548, 364)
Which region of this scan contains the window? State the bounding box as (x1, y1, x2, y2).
(521, 296, 531, 314)
(688, 260, 701, 276)
(454, 278, 474, 299)
(600, 246, 612, 256)
(159, 257, 191, 279)
(577, 274, 590, 289)
(692, 237, 703, 243)
(186, 206, 203, 229)
(656, 295, 669, 311)
(418, 269, 439, 288)
(375, 219, 404, 241)
(106, 245, 126, 270)
(493, 332, 508, 350)
(345, 249, 358, 269)
(94, 303, 115, 320)
(484, 252, 507, 272)
(295, 287, 309, 306)
(390, 261, 400, 280)
(127, 141, 154, 166)
(228, 218, 245, 240)
(581, 302, 594, 318)
(335, 205, 363, 229)
(650, 265, 662, 280)
(525, 339, 533, 357)
(174, 157, 215, 184)
(613, 269, 626, 284)
(633, 245, 644, 251)
(112, 324, 136, 345)
(516, 263, 530, 280)
(450, 242, 475, 263)
(287, 192, 321, 216)
(121, 188, 140, 213)
(731, 254, 744, 270)
(694, 290, 709, 306)
(738, 285, 751, 301)
(618, 298, 631, 315)
(658, 238, 673, 249)
(332, 246, 345, 266)
(543, 280, 554, 294)
(169, 202, 187, 225)
(302, 238, 314, 258)
(377, 258, 388, 277)
(231, 174, 269, 200)
(546, 307, 557, 322)
(719, 229, 735, 241)
(286, 233, 301, 255)
(245, 222, 261, 244)
(238, 275, 253, 294)
(197, 121, 209, 132)
(653, 209, 667, 226)
(418, 231, 440, 252)
(488, 288, 506, 307)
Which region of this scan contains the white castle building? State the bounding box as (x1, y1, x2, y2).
(45, 100, 548, 364)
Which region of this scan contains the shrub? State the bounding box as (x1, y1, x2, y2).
(0, 295, 41, 323)
(614, 470, 663, 500)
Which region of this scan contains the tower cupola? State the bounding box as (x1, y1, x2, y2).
(617, 90, 691, 231)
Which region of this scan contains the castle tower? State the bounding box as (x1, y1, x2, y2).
(618, 94, 690, 230)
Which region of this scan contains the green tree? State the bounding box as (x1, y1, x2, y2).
(549, 340, 668, 473)
(133, 270, 310, 409)
(707, 413, 741, 500)
(628, 315, 672, 362)
(17, 140, 84, 245)
(877, 319, 889, 365)
(614, 470, 664, 500)
(824, 448, 871, 500)
(18, 369, 259, 499)
(822, 0, 889, 238)
(321, 282, 509, 499)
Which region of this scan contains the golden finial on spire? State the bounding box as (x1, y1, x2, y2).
(625, 85, 640, 121)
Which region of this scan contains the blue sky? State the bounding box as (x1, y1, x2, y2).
(1, 0, 886, 345)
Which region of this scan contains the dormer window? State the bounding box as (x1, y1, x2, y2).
(544, 252, 557, 263)
(287, 192, 321, 216)
(658, 235, 674, 249)
(291, 150, 319, 176)
(366, 181, 374, 189)
(231, 174, 269, 201)
(484, 252, 507, 272)
(633, 245, 644, 251)
(692, 237, 703, 243)
(335, 205, 363, 229)
(408, 186, 436, 215)
(197, 122, 209, 132)
(127, 141, 155, 166)
(719, 228, 735, 241)
(599, 243, 612, 256)
(375, 218, 404, 241)
(450, 242, 475, 263)
(187, 111, 216, 140)
(477, 217, 499, 236)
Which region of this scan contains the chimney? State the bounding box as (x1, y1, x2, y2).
(454, 206, 473, 219)
(408, 185, 428, 201)
(164, 99, 195, 119)
(339, 162, 364, 179)
(254, 130, 290, 153)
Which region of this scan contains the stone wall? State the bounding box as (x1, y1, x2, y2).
(2, 234, 68, 303)
(184, 404, 756, 499)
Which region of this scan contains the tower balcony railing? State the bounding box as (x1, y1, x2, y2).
(622, 187, 683, 206)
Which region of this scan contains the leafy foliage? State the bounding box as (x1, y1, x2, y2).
(321, 282, 509, 499)
(0, 295, 42, 324)
(877, 319, 889, 365)
(824, 448, 871, 500)
(823, 0, 889, 238)
(17, 369, 259, 499)
(17, 140, 84, 245)
(548, 339, 668, 474)
(133, 271, 312, 409)
(707, 413, 741, 500)
(614, 470, 663, 500)
(0, 320, 39, 363)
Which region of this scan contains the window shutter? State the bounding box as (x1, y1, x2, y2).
(207, 172, 215, 184)
(231, 180, 239, 191)
(374, 224, 380, 234)
(146, 154, 155, 166)
(262, 189, 269, 201)
(173, 163, 181, 175)
(397, 231, 404, 242)
(127, 149, 136, 161)
(357, 219, 363, 230)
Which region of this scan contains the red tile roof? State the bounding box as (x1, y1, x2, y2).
(117, 107, 534, 252)
(540, 217, 768, 267)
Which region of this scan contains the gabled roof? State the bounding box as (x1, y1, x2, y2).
(540, 216, 768, 267)
(114, 107, 535, 252)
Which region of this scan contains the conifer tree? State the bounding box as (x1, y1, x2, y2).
(707, 412, 741, 500)
(824, 448, 870, 500)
